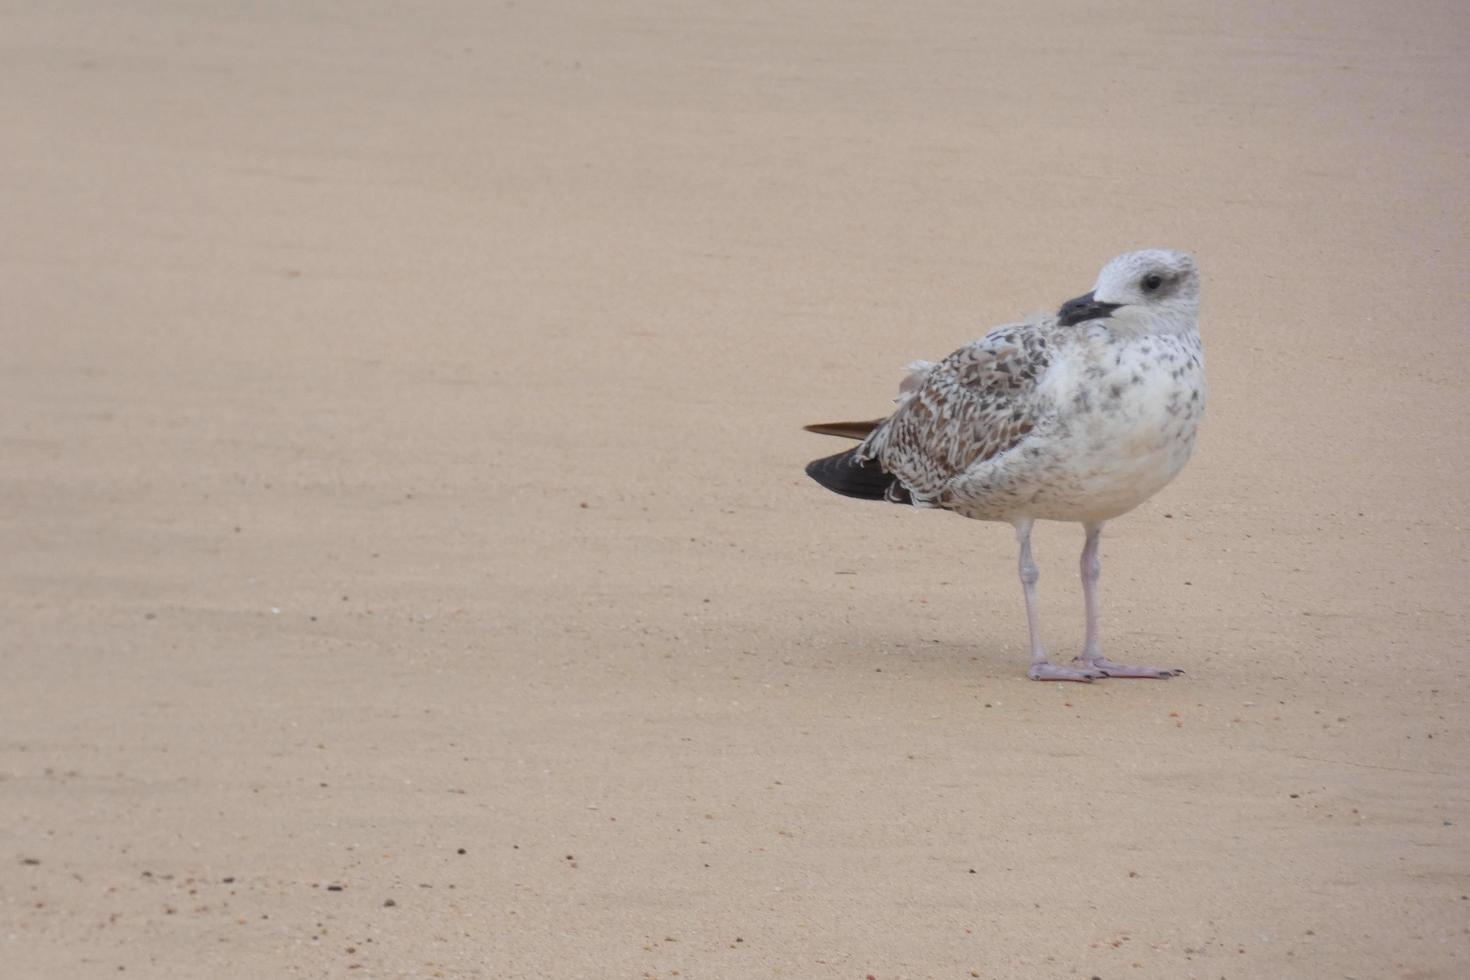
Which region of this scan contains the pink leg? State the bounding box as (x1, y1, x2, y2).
(1074, 522, 1181, 679)
(1015, 520, 1102, 682)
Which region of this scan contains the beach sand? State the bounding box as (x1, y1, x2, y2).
(3, 1, 1468, 977)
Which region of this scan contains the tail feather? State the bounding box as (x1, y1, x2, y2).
(804, 447, 911, 504)
(802, 418, 885, 440)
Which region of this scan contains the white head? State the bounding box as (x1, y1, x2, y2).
(1056, 249, 1200, 336)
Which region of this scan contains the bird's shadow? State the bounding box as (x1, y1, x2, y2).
(785, 620, 1021, 684)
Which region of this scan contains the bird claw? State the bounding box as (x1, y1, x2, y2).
(1029, 661, 1104, 682)
(1075, 657, 1182, 679)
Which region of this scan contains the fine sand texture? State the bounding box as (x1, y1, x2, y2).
(4, 2, 1468, 978)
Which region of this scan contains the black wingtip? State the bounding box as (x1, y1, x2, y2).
(804, 447, 911, 504)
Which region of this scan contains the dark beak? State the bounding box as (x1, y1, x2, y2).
(1056, 291, 1122, 327)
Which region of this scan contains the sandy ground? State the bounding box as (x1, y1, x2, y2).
(4, 1, 1469, 978)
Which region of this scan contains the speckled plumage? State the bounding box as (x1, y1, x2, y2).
(852, 290, 1203, 522)
(805, 249, 1206, 682)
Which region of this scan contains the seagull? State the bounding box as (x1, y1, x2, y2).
(804, 249, 1205, 682)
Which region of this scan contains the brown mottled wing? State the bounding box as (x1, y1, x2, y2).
(857, 325, 1050, 503)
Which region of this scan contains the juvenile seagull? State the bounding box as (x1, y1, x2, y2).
(805, 249, 1204, 682)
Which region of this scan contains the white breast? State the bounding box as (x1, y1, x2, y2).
(944, 329, 1205, 523)
(1045, 332, 1205, 520)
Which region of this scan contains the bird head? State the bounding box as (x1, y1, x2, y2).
(1056, 249, 1200, 336)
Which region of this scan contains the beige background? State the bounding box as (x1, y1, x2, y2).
(3, 1, 1468, 978)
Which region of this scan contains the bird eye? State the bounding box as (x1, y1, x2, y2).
(1142, 274, 1163, 292)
